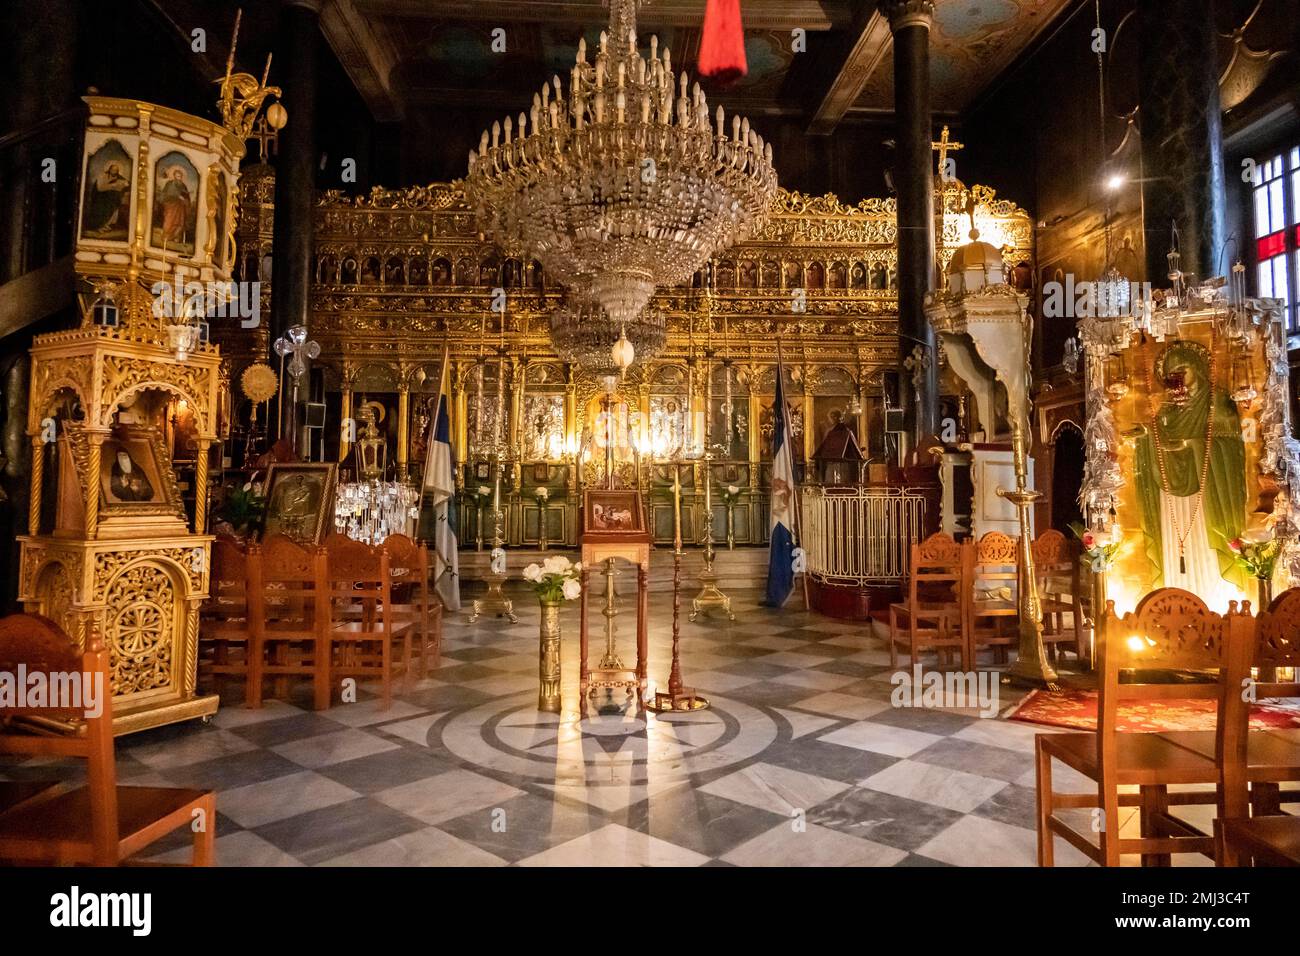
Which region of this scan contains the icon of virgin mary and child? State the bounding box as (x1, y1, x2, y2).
(1132, 340, 1250, 603)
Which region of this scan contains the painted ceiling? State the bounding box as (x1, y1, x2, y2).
(329, 0, 1081, 125)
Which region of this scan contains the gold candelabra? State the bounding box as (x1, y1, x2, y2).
(470, 453, 517, 623)
(691, 450, 734, 621)
(651, 463, 709, 711)
(1000, 422, 1058, 689)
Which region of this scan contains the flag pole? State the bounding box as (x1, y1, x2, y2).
(776, 334, 811, 610)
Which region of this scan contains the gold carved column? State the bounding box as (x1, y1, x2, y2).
(396, 364, 411, 481)
(856, 352, 871, 454)
(339, 364, 355, 465)
(453, 361, 469, 479)
(801, 358, 815, 471)
(193, 439, 211, 534)
(746, 365, 762, 489)
(28, 435, 43, 535)
(83, 431, 104, 541)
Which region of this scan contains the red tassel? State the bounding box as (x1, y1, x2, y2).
(699, 0, 748, 82)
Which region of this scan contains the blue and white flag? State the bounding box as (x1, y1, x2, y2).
(423, 346, 461, 610)
(764, 353, 797, 607)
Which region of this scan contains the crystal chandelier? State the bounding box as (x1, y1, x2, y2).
(464, 0, 778, 329)
(550, 296, 666, 376)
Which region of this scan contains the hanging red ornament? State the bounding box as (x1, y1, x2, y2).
(698, 0, 748, 83)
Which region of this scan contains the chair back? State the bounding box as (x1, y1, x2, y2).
(1258, 587, 1300, 697)
(1098, 590, 1253, 861)
(249, 534, 329, 633)
(381, 533, 427, 587)
(1220, 590, 1300, 821)
(907, 532, 968, 607)
(326, 534, 393, 613)
(972, 531, 1019, 601)
(1032, 530, 1077, 585)
(203, 535, 249, 619)
(0, 614, 118, 864)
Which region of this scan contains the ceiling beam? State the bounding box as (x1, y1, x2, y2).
(352, 0, 850, 31)
(806, 5, 892, 135)
(321, 0, 404, 123)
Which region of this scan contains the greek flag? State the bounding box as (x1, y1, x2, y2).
(422, 345, 461, 610)
(764, 354, 797, 607)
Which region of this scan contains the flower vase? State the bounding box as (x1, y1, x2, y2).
(538, 597, 563, 713)
(475, 503, 485, 552)
(537, 502, 549, 551)
(1257, 575, 1273, 612)
(725, 503, 736, 550)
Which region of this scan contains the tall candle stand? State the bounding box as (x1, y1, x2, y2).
(691, 450, 734, 621)
(651, 462, 709, 712)
(1001, 421, 1058, 689)
(470, 451, 518, 623)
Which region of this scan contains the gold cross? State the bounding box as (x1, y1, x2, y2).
(248, 115, 278, 161)
(931, 125, 964, 179)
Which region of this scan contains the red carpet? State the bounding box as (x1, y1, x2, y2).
(1008, 688, 1300, 732)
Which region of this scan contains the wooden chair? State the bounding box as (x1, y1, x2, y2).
(1033, 529, 1085, 663)
(198, 535, 254, 699)
(382, 533, 443, 676)
(247, 534, 331, 710)
(889, 533, 971, 672)
(968, 532, 1020, 665)
(1214, 595, 1300, 866)
(1034, 588, 1253, 866)
(325, 535, 414, 708)
(0, 614, 215, 865)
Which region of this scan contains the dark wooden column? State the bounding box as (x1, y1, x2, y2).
(882, 1, 937, 451)
(1137, 0, 1227, 282)
(271, 0, 321, 439)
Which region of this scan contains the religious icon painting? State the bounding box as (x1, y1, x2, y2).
(583, 490, 645, 534)
(150, 150, 201, 257)
(262, 462, 338, 545)
(98, 425, 182, 516)
(79, 135, 135, 243)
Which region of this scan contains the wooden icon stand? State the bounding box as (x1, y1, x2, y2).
(578, 490, 652, 713)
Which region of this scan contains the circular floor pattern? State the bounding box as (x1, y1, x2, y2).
(436, 693, 779, 786)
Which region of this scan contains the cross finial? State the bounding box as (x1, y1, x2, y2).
(931, 124, 965, 182)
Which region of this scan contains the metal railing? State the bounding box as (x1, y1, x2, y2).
(802, 485, 927, 586)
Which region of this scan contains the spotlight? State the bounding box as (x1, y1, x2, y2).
(1105, 173, 1126, 192)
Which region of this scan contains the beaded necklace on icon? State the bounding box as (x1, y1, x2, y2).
(1144, 333, 1216, 576)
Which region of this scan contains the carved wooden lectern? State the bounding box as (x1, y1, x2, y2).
(578, 490, 652, 709)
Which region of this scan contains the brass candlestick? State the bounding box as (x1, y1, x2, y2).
(470, 455, 518, 623)
(587, 556, 638, 708)
(1001, 423, 1058, 689)
(536, 493, 549, 551)
(691, 452, 734, 621)
(651, 463, 710, 712)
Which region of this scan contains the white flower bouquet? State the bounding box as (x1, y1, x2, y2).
(720, 483, 742, 505)
(535, 486, 550, 502)
(523, 555, 583, 603)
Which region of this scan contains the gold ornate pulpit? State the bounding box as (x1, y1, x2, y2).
(14, 95, 243, 734)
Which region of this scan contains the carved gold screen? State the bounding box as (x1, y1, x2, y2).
(212, 181, 1031, 547)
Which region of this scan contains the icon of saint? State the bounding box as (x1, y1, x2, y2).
(1134, 341, 1248, 599)
(110, 449, 155, 502)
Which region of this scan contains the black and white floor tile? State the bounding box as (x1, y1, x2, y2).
(1, 585, 1204, 866)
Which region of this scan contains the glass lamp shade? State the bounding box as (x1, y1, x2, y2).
(167, 323, 200, 361)
(611, 329, 635, 370)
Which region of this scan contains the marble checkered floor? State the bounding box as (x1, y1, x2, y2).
(2, 586, 1215, 866)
